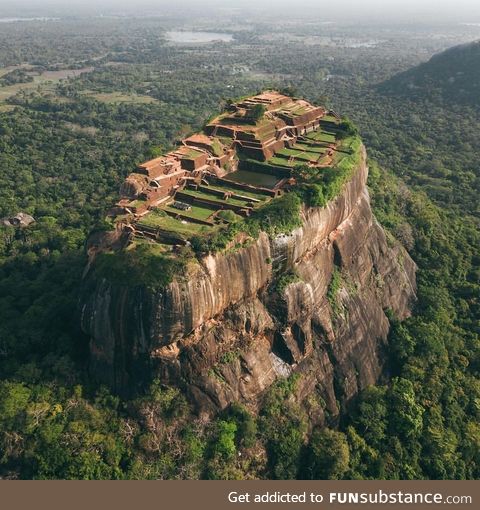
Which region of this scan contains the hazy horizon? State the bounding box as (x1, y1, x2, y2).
(2, 0, 480, 24)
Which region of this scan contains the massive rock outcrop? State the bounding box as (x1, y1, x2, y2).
(80, 146, 416, 422)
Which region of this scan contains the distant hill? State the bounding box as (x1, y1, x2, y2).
(379, 40, 480, 106)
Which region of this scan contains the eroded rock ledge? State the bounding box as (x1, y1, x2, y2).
(80, 146, 416, 421)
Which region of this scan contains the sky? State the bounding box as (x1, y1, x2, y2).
(2, 0, 480, 23)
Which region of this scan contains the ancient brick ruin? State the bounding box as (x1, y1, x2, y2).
(110, 91, 342, 242)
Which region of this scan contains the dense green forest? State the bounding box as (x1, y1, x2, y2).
(0, 14, 479, 479)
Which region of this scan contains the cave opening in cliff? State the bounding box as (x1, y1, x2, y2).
(272, 331, 295, 364)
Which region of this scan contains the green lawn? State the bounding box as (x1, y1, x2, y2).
(268, 156, 297, 167)
(275, 150, 319, 163)
(306, 131, 337, 144)
(275, 144, 328, 163)
(183, 148, 204, 159)
(293, 152, 321, 163)
(210, 139, 224, 157)
(276, 148, 302, 157)
(164, 204, 215, 222)
(137, 211, 209, 235)
(129, 199, 147, 209)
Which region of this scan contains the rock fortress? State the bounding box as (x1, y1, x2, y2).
(81, 91, 417, 420)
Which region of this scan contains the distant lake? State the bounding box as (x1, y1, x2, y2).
(0, 17, 59, 23)
(166, 31, 233, 44)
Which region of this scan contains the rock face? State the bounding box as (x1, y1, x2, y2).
(80, 146, 416, 421)
(2, 212, 35, 227)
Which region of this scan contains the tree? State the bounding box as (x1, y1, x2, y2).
(389, 378, 424, 439)
(247, 104, 266, 122)
(337, 117, 358, 139)
(353, 386, 388, 445)
(214, 421, 237, 460)
(304, 428, 350, 479)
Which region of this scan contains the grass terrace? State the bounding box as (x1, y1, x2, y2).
(210, 139, 224, 157)
(278, 101, 312, 116)
(201, 183, 271, 202)
(182, 148, 204, 159)
(275, 148, 321, 162)
(305, 131, 337, 144)
(137, 210, 210, 236)
(164, 203, 216, 223)
(268, 156, 298, 167)
(321, 114, 340, 124)
(295, 152, 324, 163)
(293, 143, 328, 154)
(214, 113, 271, 128)
(129, 199, 148, 209)
(180, 188, 255, 208)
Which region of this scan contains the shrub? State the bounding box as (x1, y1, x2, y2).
(94, 243, 189, 288)
(249, 192, 302, 236)
(274, 271, 301, 294)
(292, 164, 319, 182)
(337, 117, 359, 139)
(214, 421, 237, 459)
(226, 403, 257, 449)
(296, 183, 326, 207)
(327, 267, 342, 310)
(217, 209, 240, 223)
(191, 221, 241, 255)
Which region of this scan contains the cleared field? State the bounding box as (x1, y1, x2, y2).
(0, 104, 16, 112)
(81, 91, 158, 105)
(0, 65, 21, 78)
(0, 67, 94, 103)
(42, 68, 94, 80)
(0, 80, 47, 102)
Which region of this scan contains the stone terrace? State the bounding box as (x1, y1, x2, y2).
(109, 91, 342, 244)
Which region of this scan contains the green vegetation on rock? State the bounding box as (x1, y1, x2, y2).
(94, 243, 191, 288)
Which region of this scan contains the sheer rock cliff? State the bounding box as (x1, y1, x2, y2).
(80, 146, 416, 422)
